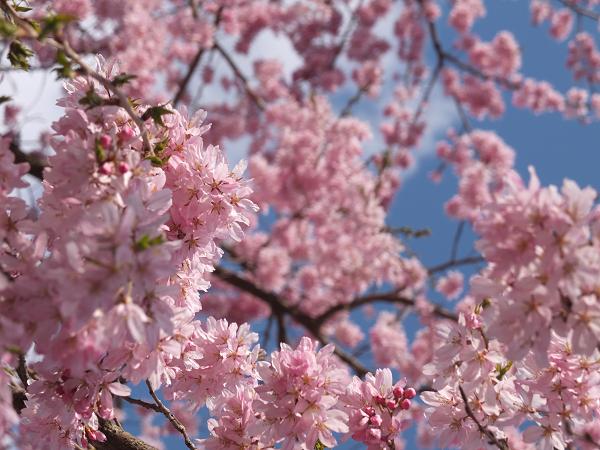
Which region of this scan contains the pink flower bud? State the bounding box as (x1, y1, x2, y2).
(118, 162, 130, 174)
(119, 125, 135, 142)
(364, 406, 376, 416)
(99, 162, 114, 175)
(99, 134, 112, 148)
(369, 414, 383, 427)
(386, 399, 397, 409)
(404, 387, 417, 399)
(400, 398, 411, 410)
(375, 395, 386, 405)
(393, 386, 404, 399)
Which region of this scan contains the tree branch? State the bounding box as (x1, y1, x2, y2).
(92, 418, 159, 450)
(146, 380, 197, 450)
(213, 41, 265, 110)
(213, 265, 369, 376)
(122, 395, 162, 413)
(173, 7, 223, 106)
(317, 290, 458, 324)
(557, 0, 600, 20)
(459, 386, 510, 450)
(427, 256, 485, 275)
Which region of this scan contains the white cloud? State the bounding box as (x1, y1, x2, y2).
(0, 69, 63, 149)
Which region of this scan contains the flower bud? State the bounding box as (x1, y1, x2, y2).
(369, 414, 383, 427)
(404, 387, 417, 399)
(393, 386, 404, 399)
(99, 134, 112, 148)
(99, 162, 114, 175)
(119, 125, 135, 142)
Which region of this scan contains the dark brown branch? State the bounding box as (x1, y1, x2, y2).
(173, 7, 223, 106)
(92, 418, 159, 450)
(317, 290, 458, 324)
(418, 1, 520, 91)
(189, 0, 199, 18)
(459, 386, 510, 450)
(173, 46, 207, 106)
(213, 41, 265, 110)
(122, 396, 162, 413)
(9, 140, 46, 180)
(276, 312, 288, 344)
(450, 221, 465, 262)
(146, 380, 197, 450)
(410, 61, 442, 126)
(213, 265, 369, 376)
(427, 256, 485, 275)
(340, 84, 368, 117)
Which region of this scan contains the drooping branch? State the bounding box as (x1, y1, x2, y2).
(146, 380, 197, 450)
(213, 41, 265, 110)
(213, 265, 369, 376)
(316, 290, 458, 324)
(173, 7, 223, 106)
(427, 256, 485, 275)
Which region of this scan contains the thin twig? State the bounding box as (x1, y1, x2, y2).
(173, 46, 206, 106)
(450, 221, 465, 262)
(59, 40, 154, 156)
(213, 41, 265, 110)
(427, 256, 485, 275)
(173, 6, 223, 106)
(213, 265, 370, 376)
(146, 380, 197, 450)
(122, 396, 162, 413)
(557, 0, 600, 20)
(459, 386, 510, 450)
(340, 84, 368, 117)
(317, 290, 458, 324)
(1, 1, 155, 156)
(276, 312, 288, 344)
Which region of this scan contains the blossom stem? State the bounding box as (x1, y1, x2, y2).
(146, 380, 197, 450)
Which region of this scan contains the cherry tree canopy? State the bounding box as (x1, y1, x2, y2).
(0, 0, 599, 449)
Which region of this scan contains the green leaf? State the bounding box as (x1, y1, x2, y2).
(112, 73, 137, 87)
(53, 49, 73, 79)
(79, 87, 105, 109)
(0, 19, 18, 37)
(13, 4, 33, 12)
(141, 104, 173, 127)
(8, 40, 34, 70)
(94, 139, 106, 163)
(134, 234, 165, 252)
(314, 440, 327, 450)
(0, 96, 12, 105)
(146, 155, 165, 167)
(39, 13, 75, 39)
(153, 137, 169, 155)
(495, 360, 513, 381)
